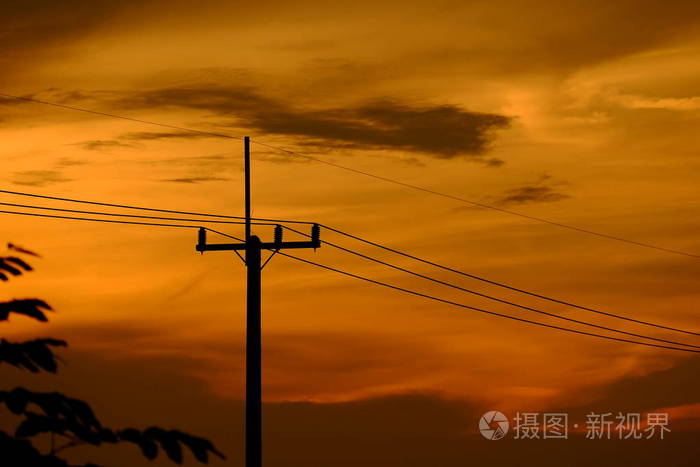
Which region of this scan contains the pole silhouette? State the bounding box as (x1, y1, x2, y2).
(244, 137, 261, 467)
(196, 137, 320, 467)
(245, 235, 262, 467)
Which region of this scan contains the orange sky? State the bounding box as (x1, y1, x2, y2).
(1, 1, 700, 465)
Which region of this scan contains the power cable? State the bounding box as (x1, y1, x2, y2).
(0, 201, 275, 226)
(317, 224, 700, 336)
(206, 228, 700, 354)
(281, 225, 700, 345)
(2, 188, 696, 338)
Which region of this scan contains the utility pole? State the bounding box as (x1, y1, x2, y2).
(196, 136, 320, 467)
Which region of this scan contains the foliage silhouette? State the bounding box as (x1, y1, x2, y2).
(0, 338, 67, 372)
(7, 243, 41, 257)
(0, 256, 33, 281)
(0, 245, 225, 466)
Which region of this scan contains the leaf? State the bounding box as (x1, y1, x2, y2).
(1, 388, 225, 464)
(144, 427, 183, 463)
(0, 338, 67, 373)
(140, 438, 159, 460)
(0, 339, 39, 372)
(8, 242, 41, 257)
(0, 258, 22, 276)
(142, 427, 226, 463)
(0, 299, 53, 322)
(65, 397, 102, 431)
(118, 428, 159, 460)
(15, 412, 60, 438)
(116, 427, 141, 444)
(0, 389, 103, 440)
(98, 428, 117, 443)
(176, 431, 224, 462)
(3, 387, 30, 414)
(15, 410, 100, 445)
(5, 256, 33, 271)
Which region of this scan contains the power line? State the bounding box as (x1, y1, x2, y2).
(0, 189, 313, 225)
(206, 228, 700, 354)
(1, 92, 697, 259)
(1, 210, 695, 354)
(277, 253, 700, 355)
(0, 92, 242, 141)
(281, 225, 700, 345)
(318, 224, 700, 337)
(3, 188, 696, 338)
(0, 209, 203, 229)
(0, 201, 276, 226)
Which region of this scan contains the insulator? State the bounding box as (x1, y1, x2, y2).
(274, 224, 283, 245)
(311, 223, 321, 248)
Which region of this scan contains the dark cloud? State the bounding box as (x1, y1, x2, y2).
(160, 176, 230, 184)
(152, 153, 238, 167)
(108, 86, 512, 159)
(495, 175, 570, 206)
(485, 158, 505, 167)
(497, 185, 570, 205)
(398, 156, 426, 167)
(144, 152, 241, 182)
(120, 130, 224, 141)
(61, 150, 239, 187)
(112, 86, 272, 114)
(0, 94, 36, 106)
(253, 152, 311, 164)
(7, 84, 511, 162)
(11, 170, 71, 186)
(77, 139, 134, 151)
(55, 157, 89, 167)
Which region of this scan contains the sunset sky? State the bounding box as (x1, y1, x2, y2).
(1, 1, 699, 465)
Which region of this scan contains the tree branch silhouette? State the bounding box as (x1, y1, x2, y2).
(0, 246, 226, 466)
